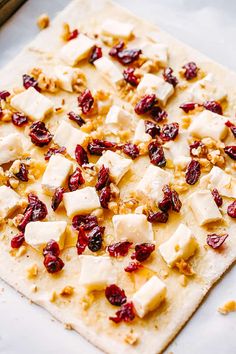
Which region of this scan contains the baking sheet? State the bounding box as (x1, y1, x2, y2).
(0, 0, 235, 353)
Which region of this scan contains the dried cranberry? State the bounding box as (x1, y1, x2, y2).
(207, 233, 228, 249)
(28, 193, 48, 222)
(148, 141, 166, 167)
(88, 139, 116, 156)
(225, 120, 236, 138)
(99, 186, 111, 209)
(44, 146, 66, 160)
(109, 302, 135, 323)
(95, 165, 110, 191)
(89, 46, 102, 63)
(224, 146, 236, 160)
(131, 243, 155, 262)
(227, 200, 236, 218)
(117, 48, 142, 65)
(150, 106, 168, 122)
(182, 62, 199, 80)
(11, 232, 25, 248)
(78, 89, 94, 114)
(203, 101, 223, 115)
(68, 111, 85, 127)
(76, 226, 88, 255)
(43, 253, 64, 273)
(163, 67, 178, 87)
(107, 241, 133, 257)
(17, 207, 33, 231)
(72, 214, 98, 231)
(122, 143, 139, 159)
(12, 112, 28, 127)
(211, 188, 223, 207)
(109, 41, 125, 57)
(160, 122, 179, 141)
(23, 74, 40, 91)
(179, 102, 197, 113)
(185, 159, 201, 185)
(124, 261, 143, 273)
(158, 196, 172, 212)
(134, 94, 156, 115)
(68, 29, 79, 41)
(68, 167, 85, 191)
(0, 90, 10, 100)
(87, 226, 104, 252)
(145, 120, 160, 138)
(51, 187, 64, 211)
(15, 163, 29, 182)
(123, 67, 139, 86)
(147, 211, 169, 223)
(29, 121, 52, 147)
(189, 140, 204, 156)
(75, 144, 89, 166)
(43, 240, 60, 257)
(105, 284, 127, 306)
(171, 190, 182, 212)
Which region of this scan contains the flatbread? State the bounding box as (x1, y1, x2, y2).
(0, 1, 235, 353)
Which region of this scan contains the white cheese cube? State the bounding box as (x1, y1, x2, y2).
(142, 43, 168, 67)
(54, 65, 80, 92)
(101, 19, 134, 39)
(188, 189, 222, 226)
(94, 57, 123, 84)
(188, 74, 227, 103)
(164, 133, 190, 169)
(0, 133, 23, 165)
(25, 221, 67, 252)
(132, 276, 166, 318)
(79, 255, 117, 291)
(96, 150, 132, 184)
(159, 223, 198, 267)
(133, 120, 152, 144)
(136, 165, 172, 204)
(10, 87, 53, 121)
(105, 105, 133, 132)
(0, 186, 20, 218)
(59, 34, 95, 66)
(53, 121, 88, 158)
(112, 214, 154, 244)
(200, 166, 236, 198)
(188, 110, 227, 141)
(137, 74, 174, 106)
(42, 154, 73, 195)
(63, 187, 100, 217)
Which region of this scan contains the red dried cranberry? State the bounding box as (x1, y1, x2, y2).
(43, 253, 64, 273)
(124, 261, 143, 273)
(225, 120, 236, 138)
(88, 139, 116, 156)
(224, 146, 236, 160)
(43, 240, 60, 257)
(109, 302, 135, 323)
(44, 146, 66, 160)
(148, 141, 166, 167)
(179, 102, 197, 113)
(0, 90, 10, 100)
(122, 143, 139, 159)
(28, 193, 48, 222)
(23, 74, 40, 91)
(29, 121, 52, 147)
(185, 159, 201, 185)
(123, 67, 139, 86)
(15, 163, 29, 182)
(211, 188, 223, 207)
(75, 144, 89, 166)
(158, 196, 172, 212)
(134, 94, 156, 115)
(18, 207, 33, 231)
(12, 112, 28, 127)
(227, 200, 236, 218)
(189, 140, 203, 156)
(150, 106, 168, 122)
(171, 190, 182, 212)
(51, 187, 64, 211)
(105, 284, 127, 306)
(72, 214, 98, 231)
(95, 165, 111, 191)
(68, 167, 85, 191)
(182, 62, 199, 80)
(107, 241, 133, 257)
(207, 233, 228, 249)
(68, 29, 79, 41)
(117, 48, 142, 65)
(147, 211, 169, 223)
(87, 226, 104, 252)
(145, 120, 160, 138)
(99, 186, 111, 209)
(109, 41, 125, 57)
(76, 226, 88, 255)
(163, 67, 178, 87)
(160, 122, 179, 142)
(68, 111, 85, 127)
(131, 243, 155, 262)
(203, 101, 223, 115)
(89, 46, 102, 63)
(78, 89, 94, 114)
(11, 232, 25, 248)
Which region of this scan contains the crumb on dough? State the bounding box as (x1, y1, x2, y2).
(37, 14, 50, 30)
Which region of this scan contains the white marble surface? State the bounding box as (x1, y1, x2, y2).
(0, 1, 235, 353)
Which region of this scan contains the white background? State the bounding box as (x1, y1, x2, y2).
(0, 1, 235, 353)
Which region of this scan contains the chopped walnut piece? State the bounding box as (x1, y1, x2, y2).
(37, 14, 50, 30)
(218, 300, 236, 315)
(27, 264, 38, 279)
(60, 286, 74, 297)
(80, 293, 95, 310)
(61, 23, 71, 41)
(207, 149, 225, 167)
(175, 259, 195, 276)
(124, 331, 139, 345)
(16, 245, 27, 258)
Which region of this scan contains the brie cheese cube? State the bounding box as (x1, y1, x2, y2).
(188, 110, 227, 141)
(164, 133, 191, 169)
(42, 154, 73, 194)
(0, 133, 23, 165)
(133, 120, 152, 144)
(132, 276, 166, 318)
(96, 150, 132, 184)
(59, 34, 95, 66)
(10, 87, 53, 121)
(136, 165, 172, 203)
(101, 19, 134, 39)
(105, 105, 133, 132)
(188, 74, 227, 103)
(25, 221, 67, 251)
(0, 186, 20, 218)
(112, 214, 154, 243)
(54, 65, 79, 92)
(137, 74, 174, 106)
(159, 223, 198, 267)
(63, 187, 100, 217)
(53, 121, 88, 158)
(94, 57, 123, 84)
(200, 166, 236, 198)
(79, 255, 117, 291)
(142, 43, 168, 67)
(188, 189, 222, 226)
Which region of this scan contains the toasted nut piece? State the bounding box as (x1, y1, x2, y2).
(37, 14, 50, 30)
(60, 286, 74, 297)
(218, 300, 236, 315)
